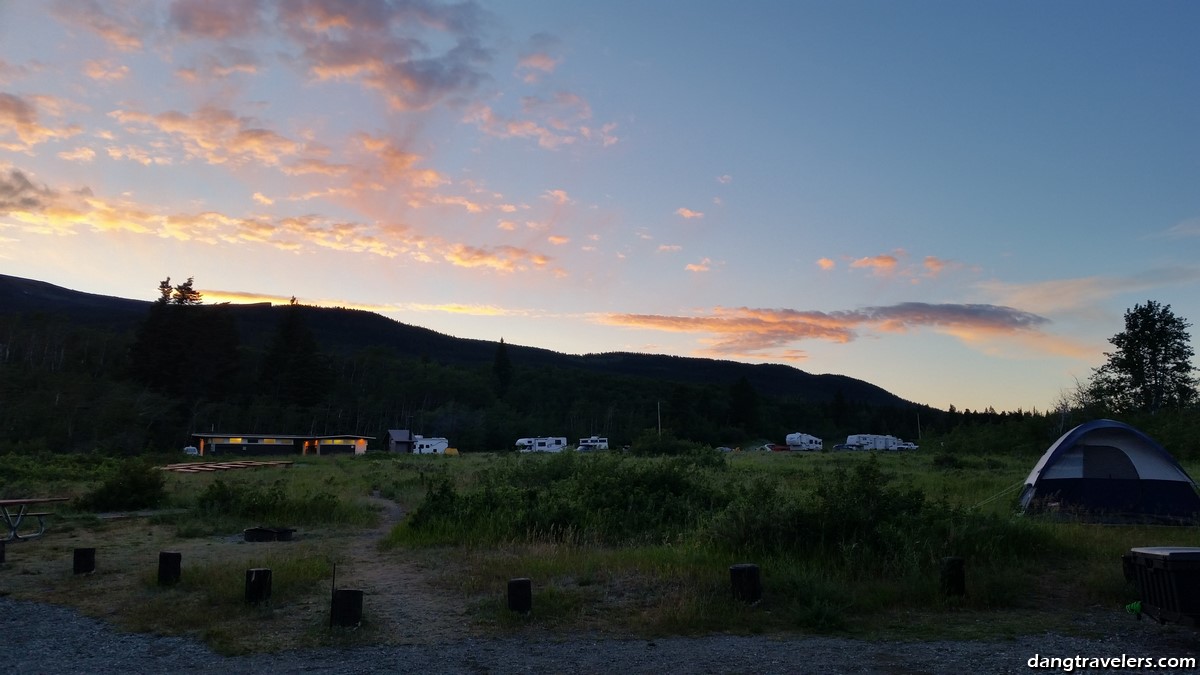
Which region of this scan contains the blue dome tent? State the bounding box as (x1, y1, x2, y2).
(1019, 419, 1200, 524)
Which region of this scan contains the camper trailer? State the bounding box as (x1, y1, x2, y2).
(845, 434, 902, 451)
(577, 436, 609, 451)
(785, 432, 823, 451)
(842, 434, 918, 451)
(515, 437, 568, 453)
(413, 435, 450, 454)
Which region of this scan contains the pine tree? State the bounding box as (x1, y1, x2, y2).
(492, 338, 513, 397)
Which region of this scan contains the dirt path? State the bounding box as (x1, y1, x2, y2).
(0, 496, 474, 649)
(325, 496, 470, 644)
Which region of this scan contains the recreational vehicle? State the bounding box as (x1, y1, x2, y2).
(784, 432, 823, 451)
(578, 436, 609, 451)
(412, 435, 450, 454)
(515, 437, 568, 453)
(843, 434, 917, 451)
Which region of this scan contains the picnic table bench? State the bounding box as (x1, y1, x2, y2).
(0, 497, 70, 542)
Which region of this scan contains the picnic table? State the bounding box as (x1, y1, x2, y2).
(0, 497, 70, 542)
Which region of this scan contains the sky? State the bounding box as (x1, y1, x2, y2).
(1, 1, 1198, 413)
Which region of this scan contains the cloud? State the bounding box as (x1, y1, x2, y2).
(252, 192, 273, 206)
(168, 0, 264, 40)
(547, 234, 569, 245)
(979, 267, 1200, 315)
(849, 253, 899, 275)
(1159, 217, 1200, 239)
(57, 147, 96, 162)
(0, 168, 59, 213)
(465, 96, 618, 149)
(685, 257, 712, 272)
(0, 93, 83, 151)
(173, 48, 260, 83)
(83, 60, 129, 82)
(444, 243, 551, 273)
(599, 302, 1062, 361)
(675, 207, 704, 219)
(657, 244, 682, 253)
(717, 175, 732, 184)
(110, 106, 300, 166)
(1, 166, 562, 275)
(51, 2, 146, 51)
(275, 0, 492, 111)
(542, 189, 572, 205)
(816, 257, 835, 271)
(516, 33, 562, 83)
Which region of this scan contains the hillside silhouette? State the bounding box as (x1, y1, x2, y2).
(0, 273, 923, 453)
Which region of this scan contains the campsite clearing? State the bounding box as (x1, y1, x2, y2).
(3, 448, 1200, 654)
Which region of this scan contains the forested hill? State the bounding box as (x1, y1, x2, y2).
(0, 273, 909, 406)
(0, 273, 935, 454)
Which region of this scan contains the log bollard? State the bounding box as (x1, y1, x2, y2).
(330, 589, 364, 627)
(245, 568, 272, 604)
(73, 547, 96, 575)
(0, 539, 5, 564)
(730, 563, 762, 603)
(507, 577, 532, 613)
(940, 556, 965, 597)
(158, 551, 182, 586)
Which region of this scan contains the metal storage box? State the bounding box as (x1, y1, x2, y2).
(1125, 547, 1200, 625)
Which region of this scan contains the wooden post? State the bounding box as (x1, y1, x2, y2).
(330, 589, 364, 627)
(0, 539, 5, 564)
(73, 547, 96, 575)
(940, 556, 965, 597)
(158, 551, 182, 586)
(730, 563, 762, 603)
(245, 568, 272, 604)
(507, 578, 532, 613)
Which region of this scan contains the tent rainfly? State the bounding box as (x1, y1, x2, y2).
(1019, 419, 1200, 524)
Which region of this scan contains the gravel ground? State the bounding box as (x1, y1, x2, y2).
(4, 596, 1200, 674)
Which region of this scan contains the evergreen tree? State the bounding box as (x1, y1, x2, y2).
(729, 375, 758, 430)
(1088, 300, 1198, 414)
(492, 338, 513, 397)
(261, 303, 328, 406)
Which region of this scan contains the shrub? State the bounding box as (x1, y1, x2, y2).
(78, 458, 166, 511)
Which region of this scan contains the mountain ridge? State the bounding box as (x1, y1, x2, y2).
(0, 273, 916, 407)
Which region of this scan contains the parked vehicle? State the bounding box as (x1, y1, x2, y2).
(412, 435, 450, 454)
(578, 436, 609, 451)
(843, 434, 918, 451)
(515, 437, 568, 453)
(785, 432, 823, 451)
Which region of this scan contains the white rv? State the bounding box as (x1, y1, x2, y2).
(577, 436, 610, 451)
(844, 434, 916, 451)
(412, 435, 450, 454)
(515, 437, 568, 453)
(784, 432, 822, 451)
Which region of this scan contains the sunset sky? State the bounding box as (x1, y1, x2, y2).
(2, 1, 1198, 413)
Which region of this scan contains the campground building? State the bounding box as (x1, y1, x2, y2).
(188, 433, 372, 457)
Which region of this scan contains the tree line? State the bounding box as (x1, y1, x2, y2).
(0, 283, 1196, 458)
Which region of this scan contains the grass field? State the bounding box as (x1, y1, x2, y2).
(1, 448, 1194, 653)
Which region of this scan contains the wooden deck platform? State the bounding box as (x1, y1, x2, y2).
(160, 460, 295, 474)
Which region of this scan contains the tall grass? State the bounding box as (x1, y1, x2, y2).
(384, 450, 1072, 634)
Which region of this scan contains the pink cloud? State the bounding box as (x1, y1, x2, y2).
(816, 257, 836, 271)
(599, 302, 1059, 361)
(675, 207, 704, 219)
(850, 253, 899, 274)
(0, 93, 82, 151)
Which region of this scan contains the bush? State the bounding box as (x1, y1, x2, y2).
(402, 452, 729, 545)
(78, 458, 166, 511)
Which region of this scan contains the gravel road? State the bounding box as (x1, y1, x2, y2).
(4, 596, 1199, 674)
